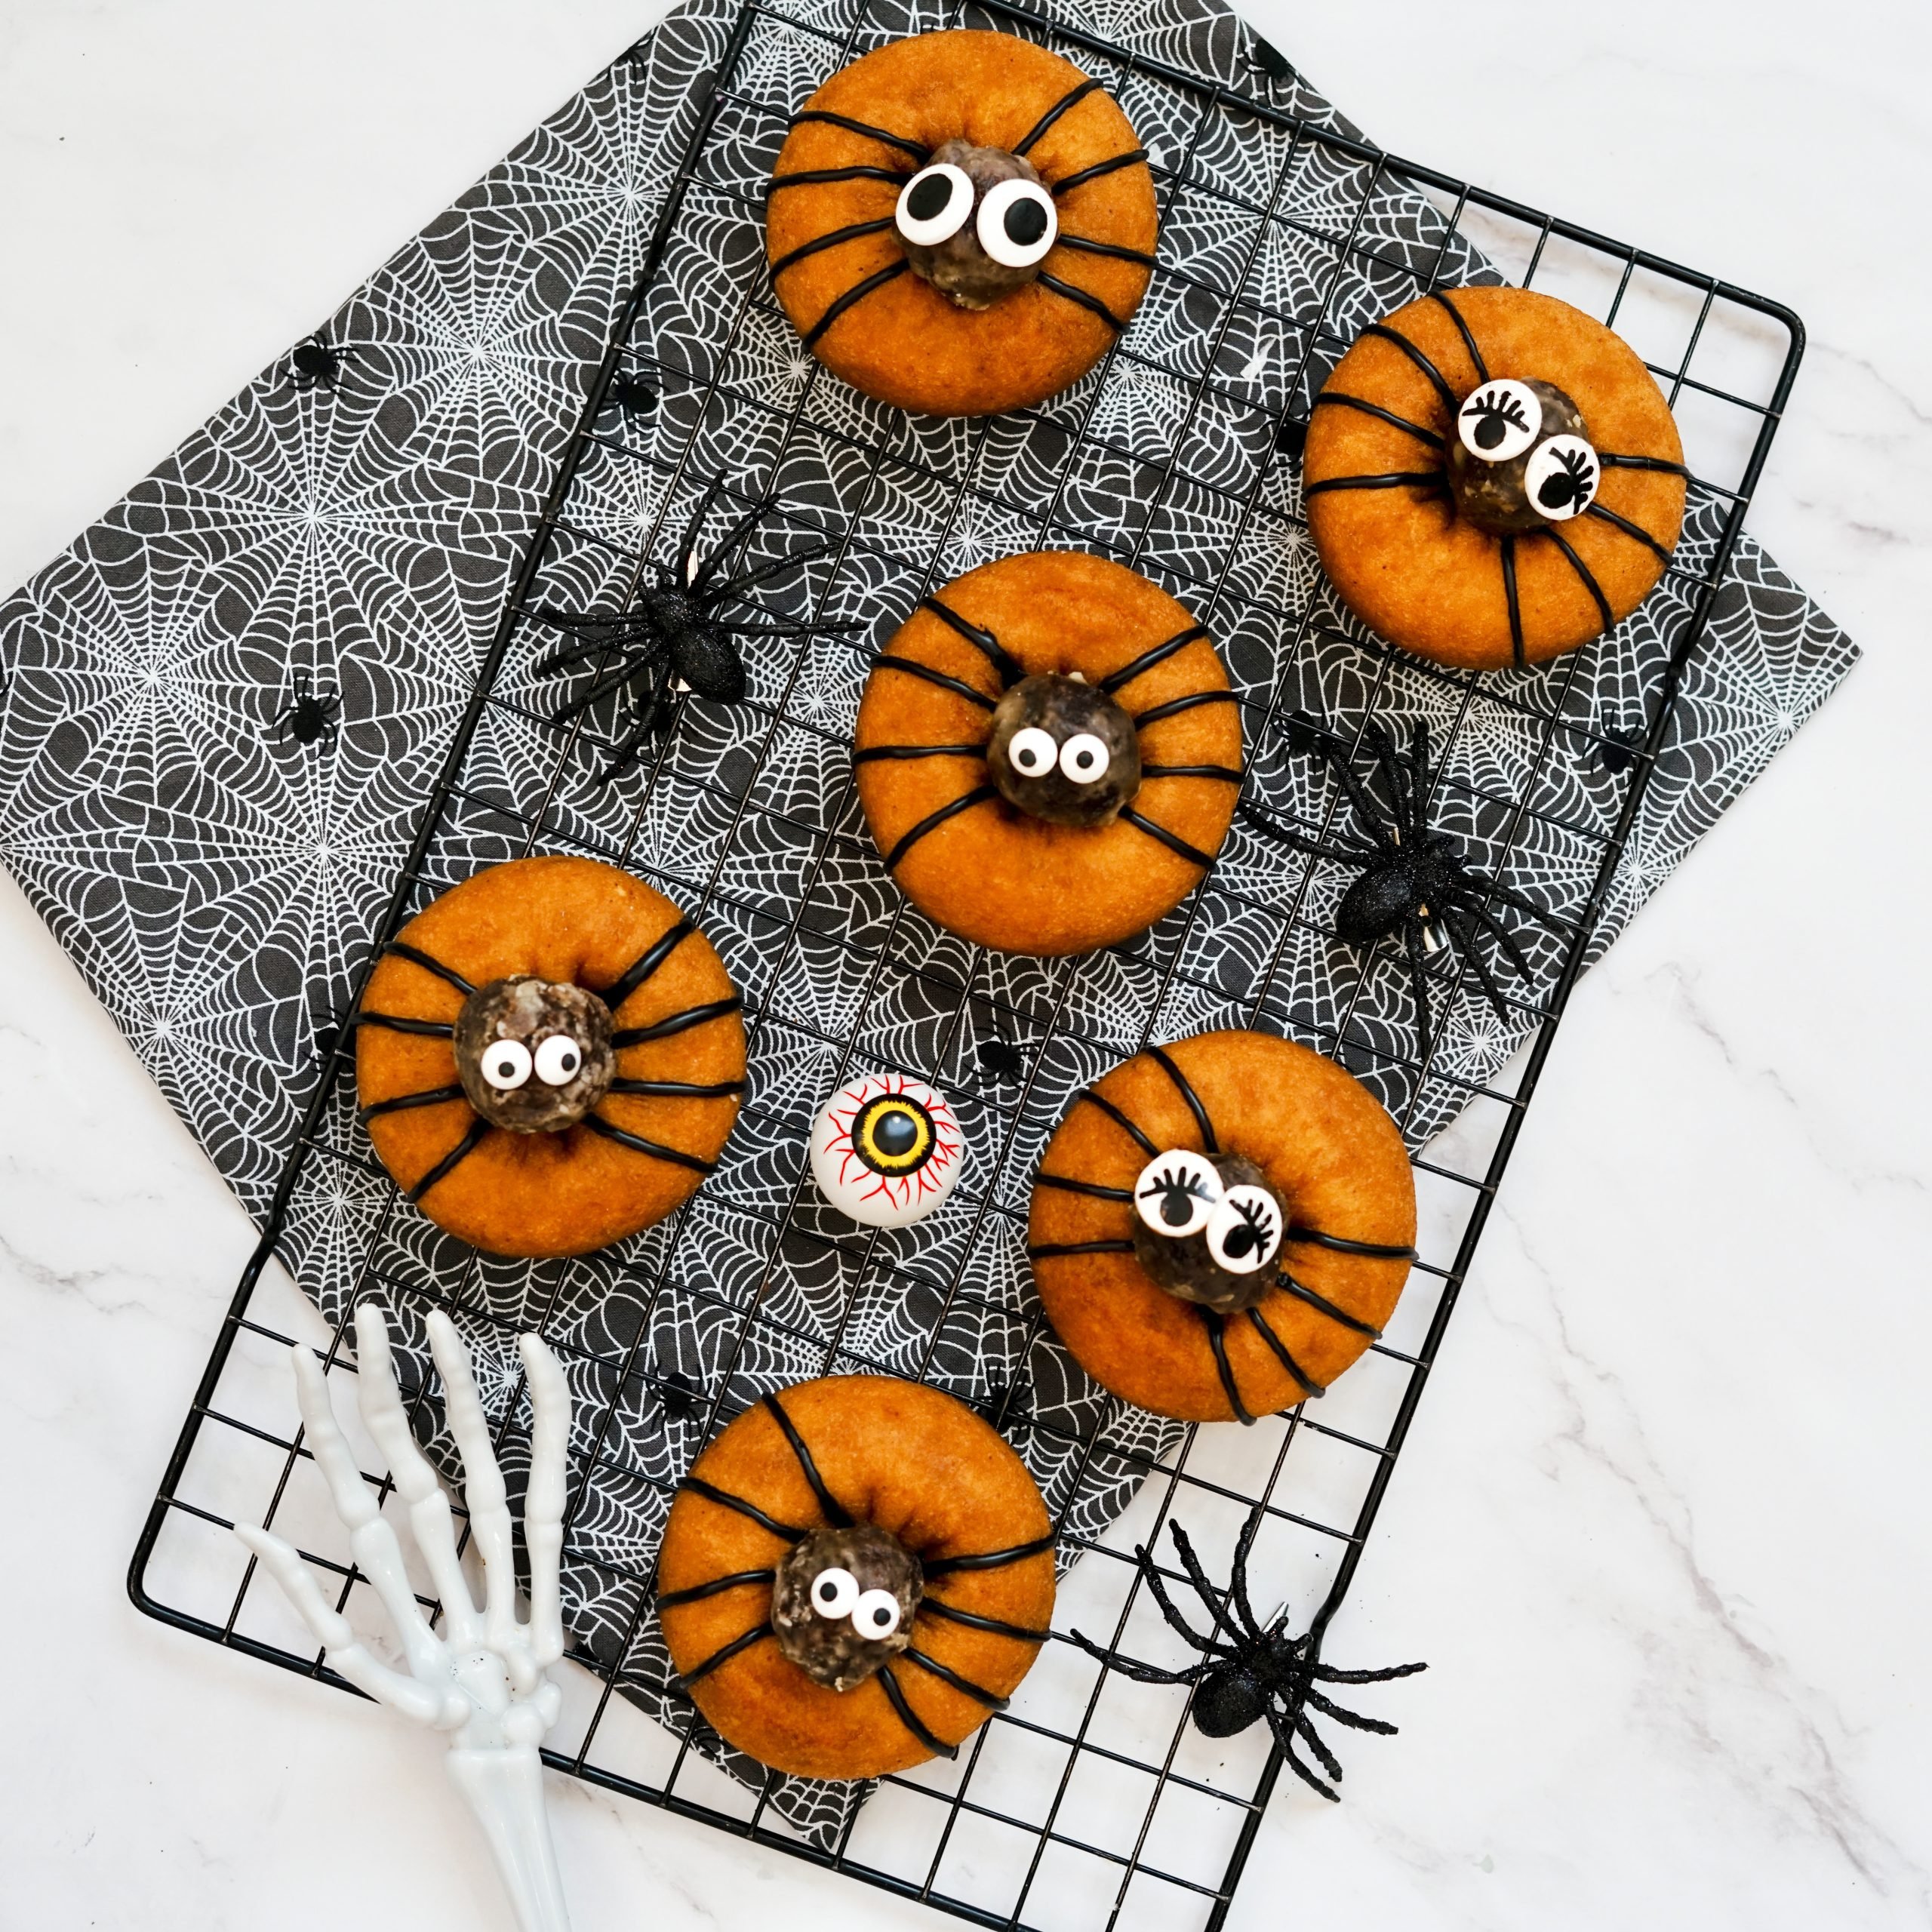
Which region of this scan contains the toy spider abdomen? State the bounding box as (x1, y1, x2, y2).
(767, 32, 1158, 418)
(1303, 286, 1688, 670)
(854, 551, 1241, 956)
(1029, 1029, 1416, 1423)
(355, 857, 745, 1258)
(656, 1376, 1056, 1782)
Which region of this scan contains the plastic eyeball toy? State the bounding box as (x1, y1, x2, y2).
(810, 1073, 964, 1228)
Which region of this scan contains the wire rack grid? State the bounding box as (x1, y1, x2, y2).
(126, 0, 1802, 1927)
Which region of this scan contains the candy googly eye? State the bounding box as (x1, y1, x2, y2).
(851, 1588, 903, 1640)
(1205, 1184, 1282, 1274)
(1457, 379, 1542, 463)
(977, 178, 1057, 269)
(479, 1038, 533, 1091)
(811, 1074, 964, 1228)
(1523, 435, 1600, 521)
(895, 162, 974, 248)
(1134, 1148, 1221, 1238)
(532, 1034, 583, 1087)
(1057, 731, 1110, 784)
(809, 1567, 860, 1619)
(1008, 725, 1059, 777)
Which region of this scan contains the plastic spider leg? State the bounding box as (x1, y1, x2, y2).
(595, 664, 681, 784)
(549, 648, 660, 724)
(691, 486, 783, 594)
(1133, 1544, 1235, 1660)
(1453, 888, 1540, 983)
(1440, 903, 1515, 1026)
(1060, 1629, 1209, 1687)
(1288, 718, 1398, 853)
(1167, 1522, 1244, 1648)
(714, 540, 839, 598)
(1311, 1658, 1429, 1686)
(1263, 1700, 1342, 1802)
(673, 475, 728, 586)
(1235, 803, 1381, 867)
(1303, 1684, 1400, 1736)
(1401, 921, 1437, 1058)
(1456, 862, 1571, 935)
(1225, 1502, 1272, 1646)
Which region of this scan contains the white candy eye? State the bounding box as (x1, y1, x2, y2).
(1057, 731, 1110, 784)
(895, 163, 974, 248)
(1457, 379, 1542, 463)
(532, 1034, 583, 1087)
(809, 1567, 860, 1619)
(1134, 1149, 1221, 1238)
(977, 178, 1057, 269)
(1523, 434, 1601, 521)
(852, 1588, 903, 1639)
(479, 1038, 532, 1091)
(1008, 725, 1058, 777)
(1205, 1185, 1282, 1275)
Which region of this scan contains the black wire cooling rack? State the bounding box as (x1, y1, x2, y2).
(128, 0, 1803, 1925)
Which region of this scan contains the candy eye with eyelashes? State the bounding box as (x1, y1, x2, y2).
(1058, 731, 1110, 784)
(1457, 379, 1542, 462)
(977, 178, 1058, 268)
(1007, 725, 1059, 777)
(478, 1038, 533, 1091)
(532, 1035, 583, 1087)
(851, 1588, 903, 1639)
(809, 1567, 860, 1619)
(895, 163, 974, 248)
(1524, 435, 1601, 520)
(1134, 1149, 1221, 1237)
(1205, 1185, 1281, 1274)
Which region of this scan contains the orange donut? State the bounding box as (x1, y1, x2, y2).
(1029, 1029, 1416, 1423)
(355, 856, 744, 1258)
(1304, 287, 1687, 670)
(657, 1377, 1055, 1781)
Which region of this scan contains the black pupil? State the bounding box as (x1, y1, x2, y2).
(1223, 1225, 1258, 1258)
(558, 1047, 577, 1072)
(1161, 1190, 1192, 1226)
(875, 1109, 918, 1156)
(907, 174, 952, 221)
(1004, 197, 1049, 245)
(1475, 414, 1506, 449)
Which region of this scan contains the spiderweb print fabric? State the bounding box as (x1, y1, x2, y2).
(0, 0, 1857, 1849)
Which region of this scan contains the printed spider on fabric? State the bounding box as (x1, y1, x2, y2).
(1067, 1501, 1423, 1801)
(1032, 1043, 1416, 1421)
(660, 1392, 1054, 1761)
(286, 333, 356, 394)
(765, 77, 1156, 348)
(1309, 289, 1690, 667)
(354, 916, 743, 1205)
(1243, 715, 1570, 1057)
(857, 594, 1239, 875)
(272, 669, 341, 746)
(528, 480, 860, 783)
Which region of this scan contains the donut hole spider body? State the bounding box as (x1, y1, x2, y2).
(1069, 1502, 1423, 1801)
(530, 481, 858, 783)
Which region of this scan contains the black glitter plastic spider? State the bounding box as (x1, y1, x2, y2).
(1242, 715, 1569, 1055)
(1068, 1502, 1424, 1801)
(288, 333, 355, 393)
(272, 669, 340, 745)
(528, 481, 860, 783)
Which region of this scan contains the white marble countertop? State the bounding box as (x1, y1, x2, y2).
(2, 0, 1927, 1925)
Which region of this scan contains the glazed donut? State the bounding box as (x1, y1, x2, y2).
(1304, 286, 1687, 671)
(767, 32, 1158, 418)
(1029, 1029, 1416, 1423)
(657, 1377, 1055, 1781)
(355, 856, 744, 1258)
(854, 550, 1241, 956)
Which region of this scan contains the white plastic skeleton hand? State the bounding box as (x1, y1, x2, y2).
(235, 1304, 574, 1932)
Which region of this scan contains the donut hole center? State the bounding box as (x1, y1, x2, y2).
(899, 138, 1048, 310)
(1133, 1151, 1284, 1314)
(986, 674, 1141, 827)
(1447, 378, 1589, 535)
(773, 1524, 924, 1691)
(454, 976, 615, 1132)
